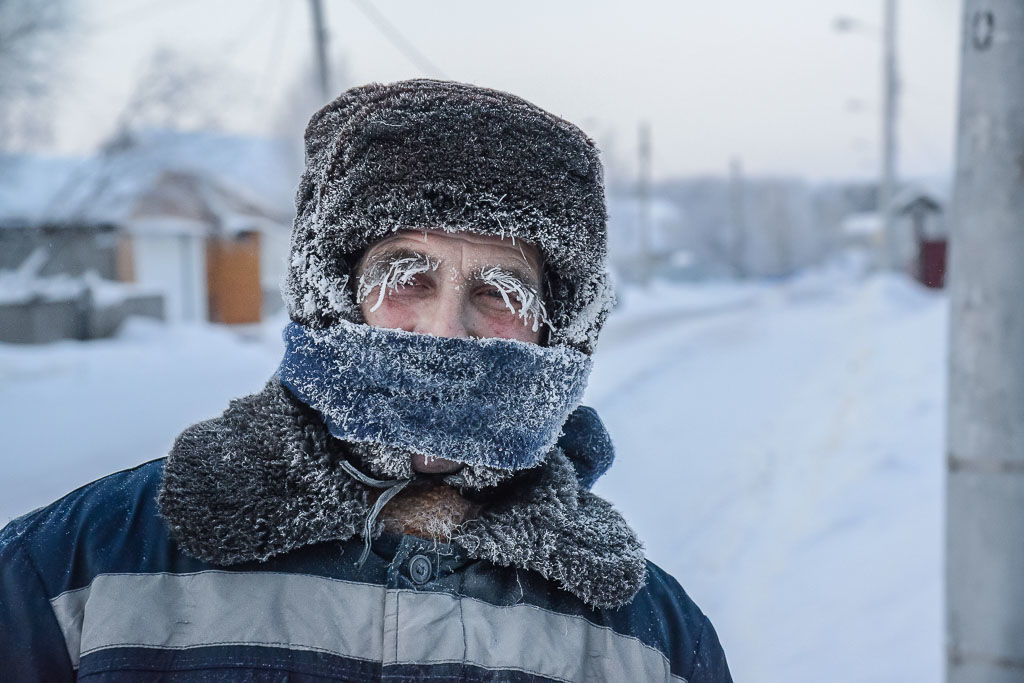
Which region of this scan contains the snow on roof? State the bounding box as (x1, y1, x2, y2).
(891, 185, 943, 214)
(0, 155, 91, 224)
(842, 211, 883, 237)
(1, 129, 297, 231)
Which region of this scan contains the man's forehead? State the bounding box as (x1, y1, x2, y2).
(365, 229, 542, 273)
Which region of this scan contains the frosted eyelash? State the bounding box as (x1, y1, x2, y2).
(357, 255, 439, 312)
(479, 266, 553, 333)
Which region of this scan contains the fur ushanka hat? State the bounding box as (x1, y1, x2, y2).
(282, 78, 614, 354)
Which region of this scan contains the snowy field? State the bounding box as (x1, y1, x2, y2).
(0, 267, 947, 682)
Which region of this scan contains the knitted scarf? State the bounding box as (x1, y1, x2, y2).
(278, 320, 594, 472)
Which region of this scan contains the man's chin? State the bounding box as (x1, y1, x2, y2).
(410, 452, 464, 475)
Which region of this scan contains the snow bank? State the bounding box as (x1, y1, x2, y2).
(0, 249, 161, 307)
(591, 269, 946, 682)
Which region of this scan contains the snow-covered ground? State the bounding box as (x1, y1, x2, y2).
(0, 267, 947, 682)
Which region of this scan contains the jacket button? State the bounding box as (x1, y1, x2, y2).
(408, 554, 433, 585)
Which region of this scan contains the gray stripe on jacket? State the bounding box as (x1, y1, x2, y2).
(50, 571, 684, 681)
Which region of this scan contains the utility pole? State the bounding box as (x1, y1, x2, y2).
(728, 158, 747, 278)
(880, 0, 900, 269)
(309, 0, 331, 101)
(833, 4, 900, 269)
(946, 2, 1024, 681)
(636, 122, 652, 284)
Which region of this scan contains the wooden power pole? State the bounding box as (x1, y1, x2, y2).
(946, 2, 1024, 680)
(880, 0, 900, 269)
(309, 0, 332, 101)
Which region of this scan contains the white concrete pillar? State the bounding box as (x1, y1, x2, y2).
(946, 2, 1024, 681)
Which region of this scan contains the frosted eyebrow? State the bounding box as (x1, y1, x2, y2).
(476, 265, 553, 333)
(356, 248, 438, 312)
(469, 262, 540, 290)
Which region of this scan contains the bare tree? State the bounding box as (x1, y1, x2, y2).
(0, 0, 71, 151)
(272, 57, 352, 180)
(114, 47, 240, 135)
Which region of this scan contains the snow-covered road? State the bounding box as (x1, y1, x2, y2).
(591, 273, 946, 682)
(0, 270, 947, 682)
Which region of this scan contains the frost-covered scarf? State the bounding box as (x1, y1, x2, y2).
(278, 319, 598, 475)
(278, 320, 593, 472)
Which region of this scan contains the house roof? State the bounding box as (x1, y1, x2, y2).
(0, 155, 88, 225)
(1, 129, 297, 233)
(892, 185, 944, 215)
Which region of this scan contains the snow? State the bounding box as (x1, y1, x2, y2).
(0, 267, 946, 682)
(0, 260, 159, 306)
(843, 212, 884, 238)
(0, 155, 90, 224)
(591, 268, 946, 682)
(0, 130, 294, 227)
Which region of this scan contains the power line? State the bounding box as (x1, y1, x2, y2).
(94, 0, 207, 32)
(220, 0, 277, 60)
(348, 0, 446, 78)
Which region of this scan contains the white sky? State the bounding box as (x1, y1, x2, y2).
(55, 0, 961, 182)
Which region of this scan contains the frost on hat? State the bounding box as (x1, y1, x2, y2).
(282, 79, 614, 354)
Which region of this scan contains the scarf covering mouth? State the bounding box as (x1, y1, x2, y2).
(278, 320, 594, 471)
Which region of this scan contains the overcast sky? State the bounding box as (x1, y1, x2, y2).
(55, 0, 961, 182)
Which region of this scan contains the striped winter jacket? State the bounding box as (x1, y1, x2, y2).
(0, 458, 731, 681)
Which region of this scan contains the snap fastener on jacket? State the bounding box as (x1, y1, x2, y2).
(408, 554, 432, 585)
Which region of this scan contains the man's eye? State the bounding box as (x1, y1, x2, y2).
(478, 286, 521, 309)
(391, 275, 429, 292)
(400, 275, 424, 289)
(370, 276, 429, 305)
(481, 287, 505, 299)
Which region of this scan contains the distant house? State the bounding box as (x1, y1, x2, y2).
(0, 156, 157, 342)
(893, 187, 947, 289)
(840, 212, 884, 251)
(0, 156, 119, 279)
(606, 194, 699, 281)
(0, 128, 296, 326)
(836, 182, 949, 286)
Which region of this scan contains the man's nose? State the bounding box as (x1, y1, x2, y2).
(414, 289, 470, 339)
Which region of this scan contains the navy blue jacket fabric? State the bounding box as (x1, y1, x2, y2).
(0, 460, 732, 682)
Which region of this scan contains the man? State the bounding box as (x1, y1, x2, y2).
(0, 79, 732, 681)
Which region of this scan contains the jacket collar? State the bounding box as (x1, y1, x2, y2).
(158, 380, 646, 609)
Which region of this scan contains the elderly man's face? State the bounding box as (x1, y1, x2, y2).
(356, 229, 545, 473)
(356, 230, 545, 344)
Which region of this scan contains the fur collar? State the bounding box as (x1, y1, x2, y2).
(158, 380, 646, 609)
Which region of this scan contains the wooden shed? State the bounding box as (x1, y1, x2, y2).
(895, 191, 947, 289)
(206, 231, 262, 324)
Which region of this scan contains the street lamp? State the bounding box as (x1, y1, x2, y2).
(834, 2, 900, 270)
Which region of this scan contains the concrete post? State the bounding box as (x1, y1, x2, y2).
(946, 2, 1024, 681)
